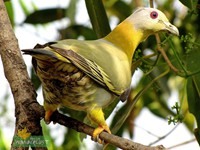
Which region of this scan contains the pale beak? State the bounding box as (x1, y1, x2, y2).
(163, 21, 179, 36)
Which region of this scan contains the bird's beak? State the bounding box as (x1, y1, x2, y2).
(163, 21, 179, 36)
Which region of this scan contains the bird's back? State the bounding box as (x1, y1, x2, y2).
(29, 39, 131, 111)
(52, 39, 132, 94)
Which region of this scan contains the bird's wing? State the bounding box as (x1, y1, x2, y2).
(48, 44, 121, 96)
(22, 42, 128, 98)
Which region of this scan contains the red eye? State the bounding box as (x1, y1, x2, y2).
(150, 11, 158, 19)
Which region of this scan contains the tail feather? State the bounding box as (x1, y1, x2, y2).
(22, 49, 70, 63)
(22, 49, 57, 59)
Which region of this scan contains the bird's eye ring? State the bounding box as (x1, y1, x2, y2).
(150, 11, 158, 19)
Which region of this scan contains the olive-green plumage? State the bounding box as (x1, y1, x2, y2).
(22, 7, 179, 140)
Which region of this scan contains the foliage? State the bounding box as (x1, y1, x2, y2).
(1, 0, 200, 149)
(168, 102, 184, 125)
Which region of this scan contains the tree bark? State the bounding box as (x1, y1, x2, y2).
(0, 1, 46, 150)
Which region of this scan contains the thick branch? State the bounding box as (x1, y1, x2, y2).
(0, 1, 46, 150)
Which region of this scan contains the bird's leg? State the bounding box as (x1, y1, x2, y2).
(44, 103, 58, 124)
(88, 107, 111, 143)
(44, 110, 54, 124)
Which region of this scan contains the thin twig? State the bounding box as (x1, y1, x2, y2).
(135, 124, 161, 138)
(166, 36, 188, 76)
(149, 0, 179, 73)
(149, 124, 179, 146)
(149, 0, 154, 7)
(167, 139, 196, 149)
(155, 35, 179, 73)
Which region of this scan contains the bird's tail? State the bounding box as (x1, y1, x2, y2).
(22, 47, 70, 63)
(22, 48, 58, 60)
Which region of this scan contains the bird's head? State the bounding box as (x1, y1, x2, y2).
(126, 7, 179, 40)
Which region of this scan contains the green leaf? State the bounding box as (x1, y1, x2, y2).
(148, 101, 171, 118)
(61, 25, 96, 40)
(187, 76, 200, 121)
(85, 0, 111, 38)
(186, 44, 200, 145)
(24, 8, 66, 24)
(67, 0, 78, 24)
(41, 121, 56, 149)
(5, 1, 14, 26)
(19, 0, 30, 15)
(61, 129, 81, 150)
(187, 76, 200, 144)
(0, 129, 8, 150)
(179, 0, 198, 9)
(109, 0, 132, 21)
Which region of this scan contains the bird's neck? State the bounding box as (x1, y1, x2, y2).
(104, 21, 144, 64)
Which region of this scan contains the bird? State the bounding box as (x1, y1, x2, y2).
(22, 7, 179, 141)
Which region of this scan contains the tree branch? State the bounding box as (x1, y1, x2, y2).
(0, 0, 46, 149)
(51, 111, 168, 150)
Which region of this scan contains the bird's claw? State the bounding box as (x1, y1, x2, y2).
(92, 125, 111, 144)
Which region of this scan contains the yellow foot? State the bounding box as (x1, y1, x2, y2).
(44, 110, 53, 124)
(92, 125, 111, 144)
(87, 107, 111, 144)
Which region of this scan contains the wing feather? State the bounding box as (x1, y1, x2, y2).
(49, 45, 120, 95)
